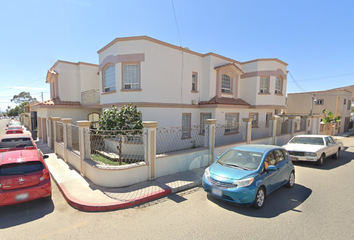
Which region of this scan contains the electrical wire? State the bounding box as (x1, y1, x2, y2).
(171, 0, 182, 47)
(0, 77, 45, 92)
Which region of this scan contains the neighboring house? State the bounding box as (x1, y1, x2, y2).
(32, 60, 101, 143)
(286, 88, 353, 134)
(34, 36, 289, 144)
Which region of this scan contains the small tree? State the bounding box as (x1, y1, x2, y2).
(322, 109, 341, 124)
(98, 104, 143, 164)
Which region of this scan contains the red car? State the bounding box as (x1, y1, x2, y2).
(0, 150, 52, 206)
(5, 128, 24, 134)
(0, 134, 37, 152)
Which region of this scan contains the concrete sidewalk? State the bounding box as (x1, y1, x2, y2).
(36, 141, 205, 212)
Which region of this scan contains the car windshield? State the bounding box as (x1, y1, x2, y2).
(289, 137, 324, 145)
(217, 150, 263, 170)
(0, 138, 34, 149)
(0, 161, 44, 176)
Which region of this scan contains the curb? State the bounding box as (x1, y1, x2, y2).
(57, 183, 172, 212)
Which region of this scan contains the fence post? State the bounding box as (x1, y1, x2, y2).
(270, 116, 279, 145)
(48, 117, 53, 148)
(288, 116, 296, 138)
(242, 118, 252, 144)
(62, 118, 72, 163)
(77, 120, 91, 177)
(205, 119, 216, 164)
(52, 117, 61, 154)
(143, 121, 158, 180)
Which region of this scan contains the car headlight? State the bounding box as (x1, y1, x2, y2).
(233, 177, 254, 188)
(204, 167, 210, 178)
(304, 152, 317, 157)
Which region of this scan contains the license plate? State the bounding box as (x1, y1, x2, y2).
(15, 193, 29, 201)
(212, 188, 222, 197)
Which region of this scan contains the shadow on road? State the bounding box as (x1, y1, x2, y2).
(207, 184, 312, 218)
(293, 148, 353, 170)
(0, 198, 54, 229)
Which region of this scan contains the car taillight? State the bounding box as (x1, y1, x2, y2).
(0, 149, 8, 152)
(40, 169, 50, 181)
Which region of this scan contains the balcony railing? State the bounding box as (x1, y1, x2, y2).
(81, 89, 100, 105)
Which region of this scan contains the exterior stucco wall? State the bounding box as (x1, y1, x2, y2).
(79, 64, 99, 92)
(54, 63, 81, 102)
(36, 107, 101, 122)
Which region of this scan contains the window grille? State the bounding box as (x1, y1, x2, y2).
(221, 74, 231, 93)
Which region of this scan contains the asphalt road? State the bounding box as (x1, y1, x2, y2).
(1, 118, 354, 240)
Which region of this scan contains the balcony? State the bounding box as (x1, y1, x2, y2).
(81, 89, 100, 105)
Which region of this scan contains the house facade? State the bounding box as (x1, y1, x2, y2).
(34, 36, 289, 145)
(96, 36, 288, 131)
(286, 89, 352, 134)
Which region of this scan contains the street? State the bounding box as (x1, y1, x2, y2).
(1, 119, 354, 240)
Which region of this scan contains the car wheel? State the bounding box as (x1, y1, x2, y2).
(253, 187, 265, 209)
(43, 194, 52, 202)
(285, 171, 295, 188)
(332, 149, 340, 159)
(316, 154, 325, 166)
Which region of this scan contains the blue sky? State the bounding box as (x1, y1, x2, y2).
(1, 0, 353, 113)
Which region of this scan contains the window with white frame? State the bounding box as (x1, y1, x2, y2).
(225, 113, 239, 134)
(260, 77, 269, 93)
(104, 64, 116, 92)
(315, 99, 324, 105)
(192, 72, 198, 92)
(200, 113, 211, 134)
(249, 112, 259, 128)
(275, 76, 282, 94)
(123, 64, 140, 90)
(221, 74, 231, 93)
(182, 113, 191, 139)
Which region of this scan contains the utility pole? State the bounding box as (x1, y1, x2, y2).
(309, 93, 316, 116)
(41, 92, 43, 102)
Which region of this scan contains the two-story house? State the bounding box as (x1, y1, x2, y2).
(286, 88, 353, 134)
(33, 60, 101, 142)
(97, 36, 288, 134)
(35, 36, 288, 144)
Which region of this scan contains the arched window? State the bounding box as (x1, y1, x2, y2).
(275, 76, 282, 94)
(221, 74, 231, 93)
(103, 64, 116, 92)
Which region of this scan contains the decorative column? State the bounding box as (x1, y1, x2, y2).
(143, 121, 158, 180)
(62, 118, 72, 163)
(52, 117, 61, 154)
(205, 119, 216, 164)
(270, 116, 279, 145)
(77, 120, 91, 177)
(242, 118, 253, 144)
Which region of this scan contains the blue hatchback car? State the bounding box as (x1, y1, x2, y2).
(202, 144, 295, 208)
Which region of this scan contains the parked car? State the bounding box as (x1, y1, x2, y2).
(0, 134, 37, 152)
(0, 149, 51, 206)
(5, 127, 24, 134)
(282, 135, 343, 166)
(202, 144, 295, 209)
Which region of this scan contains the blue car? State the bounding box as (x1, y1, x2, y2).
(202, 144, 295, 208)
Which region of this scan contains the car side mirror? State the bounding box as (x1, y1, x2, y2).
(43, 155, 49, 159)
(267, 165, 277, 171)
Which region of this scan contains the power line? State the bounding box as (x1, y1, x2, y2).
(289, 72, 354, 82)
(288, 72, 308, 93)
(171, 0, 182, 47)
(0, 77, 45, 92)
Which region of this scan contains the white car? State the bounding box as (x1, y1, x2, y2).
(282, 135, 343, 166)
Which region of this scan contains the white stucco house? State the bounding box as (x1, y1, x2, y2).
(34, 36, 289, 144)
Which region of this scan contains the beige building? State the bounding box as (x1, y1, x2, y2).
(286, 88, 352, 134)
